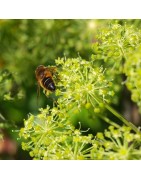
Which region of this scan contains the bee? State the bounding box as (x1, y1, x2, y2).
(35, 65, 56, 98)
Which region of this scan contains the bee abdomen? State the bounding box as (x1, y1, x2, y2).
(42, 77, 56, 91)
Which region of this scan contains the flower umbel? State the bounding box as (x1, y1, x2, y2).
(55, 57, 113, 111)
(91, 126, 141, 160)
(19, 105, 93, 160)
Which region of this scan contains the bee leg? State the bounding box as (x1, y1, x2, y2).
(43, 89, 48, 96)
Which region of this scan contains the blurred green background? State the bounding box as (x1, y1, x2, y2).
(0, 19, 141, 159)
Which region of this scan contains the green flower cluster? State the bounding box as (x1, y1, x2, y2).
(91, 22, 141, 104)
(92, 23, 141, 63)
(91, 126, 141, 160)
(19, 57, 115, 159)
(19, 106, 93, 160)
(55, 57, 114, 111)
(19, 22, 141, 160)
(19, 55, 141, 159)
(124, 45, 141, 112)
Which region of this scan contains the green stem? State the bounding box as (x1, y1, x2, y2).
(105, 103, 139, 134)
(100, 115, 121, 129)
(118, 41, 127, 61)
(120, 46, 126, 60)
(91, 94, 140, 134)
(74, 142, 79, 159)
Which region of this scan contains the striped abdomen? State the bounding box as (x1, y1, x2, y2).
(42, 77, 56, 91)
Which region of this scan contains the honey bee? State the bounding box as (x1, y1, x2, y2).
(35, 65, 56, 97)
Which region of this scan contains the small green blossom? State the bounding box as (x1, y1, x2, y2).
(94, 108, 100, 113)
(85, 103, 91, 109)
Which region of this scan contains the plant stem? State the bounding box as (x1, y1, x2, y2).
(91, 94, 140, 134)
(105, 103, 140, 134)
(100, 115, 121, 129)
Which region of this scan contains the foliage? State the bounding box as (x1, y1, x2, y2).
(20, 55, 141, 159)
(1, 19, 141, 159)
(0, 69, 24, 101)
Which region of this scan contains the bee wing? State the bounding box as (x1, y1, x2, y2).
(47, 67, 57, 75)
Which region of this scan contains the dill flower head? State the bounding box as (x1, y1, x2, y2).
(19, 105, 94, 160)
(19, 106, 73, 158)
(55, 57, 114, 110)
